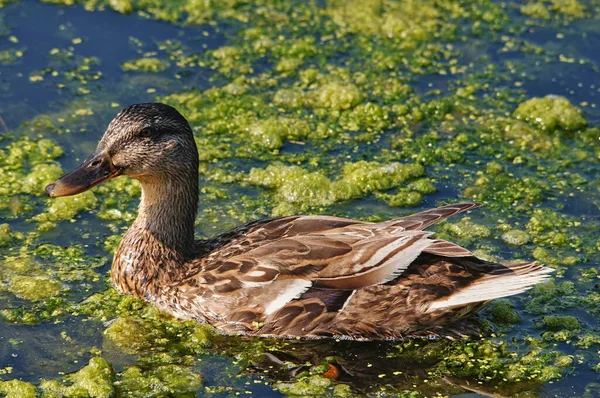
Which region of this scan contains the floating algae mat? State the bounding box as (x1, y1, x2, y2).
(0, 0, 599, 396)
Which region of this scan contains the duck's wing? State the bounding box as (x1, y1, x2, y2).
(182, 203, 552, 337)
(378, 202, 481, 231)
(195, 203, 483, 293)
(190, 221, 437, 329)
(199, 221, 437, 287)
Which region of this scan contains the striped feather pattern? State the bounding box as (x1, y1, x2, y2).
(113, 202, 553, 340)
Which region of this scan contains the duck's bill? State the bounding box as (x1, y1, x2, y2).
(45, 150, 121, 197)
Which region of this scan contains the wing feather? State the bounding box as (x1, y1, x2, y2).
(380, 202, 481, 231)
(423, 239, 474, 257)
(192, 203, 483, 325)
(427, 262, 554, 312)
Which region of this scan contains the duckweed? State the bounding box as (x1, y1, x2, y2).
(537, 315, 580, 331)
(8, 275, 61, 301)
(439, 217, 491, 240)
(310, 82, 363, 111)
(40, 357, 115, 398)
(275, 375, 335, 397)
(116, 365, 203, 397)
(0, 380, 37, 398)
(489, 299, 521, 325)
(502, 229, 531, 246)
(0, 0, 598, 396)
(122, 57, 170, 73)
(248, 161, 426, 214)
(0, 224, 16, 247)
(32, 190, 98, 228)
(103, 317, 157, 354)
(513, 95, 587, 133)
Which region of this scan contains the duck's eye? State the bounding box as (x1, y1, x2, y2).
(139, 127, 153, 138)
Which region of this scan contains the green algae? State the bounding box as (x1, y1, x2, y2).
(310, 82, 363, 111)
(275, 374, 337, 397)
(0, 380, 37, 398)
(103, 317, 158, 354)
(0, 357, 196, 398)
(116, 365, 203, 397)
(40, 357, 115, 398)
(488, 299, 521, 325)
(8, 275, 61, 301)
(0, 243, 105, 318)
(0, 0, 19, 8)
(107, 0, 132, 14)
(550, 0, 586, 18)
(32, 190, 99, 230)
(248, 117, 311, 149)
(376, 178, 435, 207)
(462, 168, 547, 213)
(0, 48, 24, 65)
(513, 95, 587, 133)
(521, 2, 552, 19)
(536, 315, 580, 331)
(122, 57, 170, 73)
(520, 0, 587, 20)
(248, 161, 426, 214)
(438, 217, 491, 241)
(0, 224, 19, 248)
(502, 229, 531, 246)
(0, 0, 598, 396)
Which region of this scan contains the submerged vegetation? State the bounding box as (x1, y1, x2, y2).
(0, 0, 599, 396)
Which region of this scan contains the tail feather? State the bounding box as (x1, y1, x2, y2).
(426, 262, 554, 312)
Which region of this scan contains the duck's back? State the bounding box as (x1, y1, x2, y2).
(165, 203, 552, 339)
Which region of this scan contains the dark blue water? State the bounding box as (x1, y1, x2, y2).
(0, 1, 599, 397)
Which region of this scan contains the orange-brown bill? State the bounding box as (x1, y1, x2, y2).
(45, 150, 121, 197)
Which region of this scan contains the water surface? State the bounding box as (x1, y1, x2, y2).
(0, 0, 599, 396)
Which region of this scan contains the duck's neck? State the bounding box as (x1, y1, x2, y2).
(112, 171, 199, 299)
(133, 173, 199, 256)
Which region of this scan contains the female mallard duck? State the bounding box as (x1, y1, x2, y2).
(46, 103, 552, 340)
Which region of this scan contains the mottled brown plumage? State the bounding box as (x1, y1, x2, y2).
(46, 103, 553, 340)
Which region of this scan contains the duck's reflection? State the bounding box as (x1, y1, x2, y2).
(215, 336, 541, 397)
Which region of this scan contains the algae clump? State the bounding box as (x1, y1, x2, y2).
(521, 2, 552, 19)
(249, 161, 426, 214)
(0, 380, 37, 398)
(32, 190, 98, 228)
(502, 229, 531, 246)
(41, 357, 115, 398)
(108, 0, 133, 14)
(311, 82, 362, 110)
(103, 317, 155, 354)
(0, 223, 15, 247)
(9, 275, 61, 301)
(248, 117, 310, 149)
(439, 217, 491, 240)
(116, 365, 203, 397)
(275, 374, 336, 397)
(550, 0, 586, 18)
(537, 315, 580, 331)
(489, 299, 521, 325)
(122, 57, 170, 73)
(513, 95, 587, 132)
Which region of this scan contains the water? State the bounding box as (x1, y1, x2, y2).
(0, 0, 599, 396)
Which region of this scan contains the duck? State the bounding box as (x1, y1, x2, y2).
(45, 103, 553, 340)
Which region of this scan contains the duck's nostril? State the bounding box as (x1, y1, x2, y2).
(45, 183, 55, 196)
(90, 159, 101, 167)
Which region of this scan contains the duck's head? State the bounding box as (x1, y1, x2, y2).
(46, 103, 199, 197)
